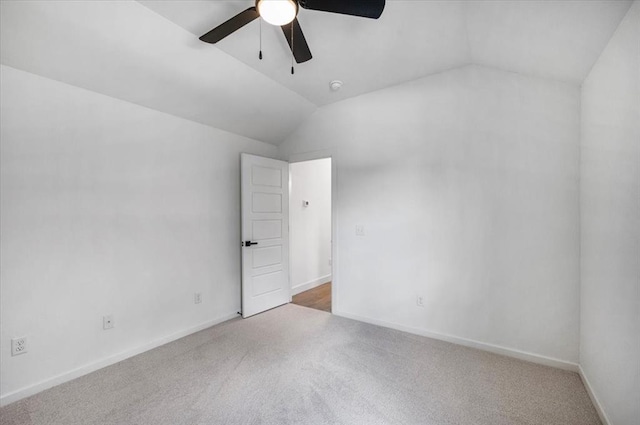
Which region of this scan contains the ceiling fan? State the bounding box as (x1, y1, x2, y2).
(199, 0, 386, 64)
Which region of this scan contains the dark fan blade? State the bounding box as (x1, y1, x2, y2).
(199, 7, 260, 43)
(281, 18, 312, 64)
(299, 0, 385, 19)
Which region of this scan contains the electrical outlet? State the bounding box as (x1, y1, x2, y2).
(416, 296, 425, 307)
(356, 224, 365, 236)
(11, 337, 28, 356)
(194, 293, 202, 304)
(328, 258, 332, 266)
(103, 315, 114, 330)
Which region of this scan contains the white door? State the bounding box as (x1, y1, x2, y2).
(240, 153, 290, 318)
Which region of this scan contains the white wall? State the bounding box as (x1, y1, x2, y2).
(279, 65, 581, 366)
(0, 65, 277, 403)
(289, 159, 332, 295)
(580, 2, 640, 424)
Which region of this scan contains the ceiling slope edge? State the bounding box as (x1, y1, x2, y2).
(277, 63, 474, 149)
(464, 0, 634, 86)
(0, 63, 278, 152)
(580, 0, 637, 87)
(278, 59, 593, 150)
(0, 0, 316, 146)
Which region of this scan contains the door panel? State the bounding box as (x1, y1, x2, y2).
(252, 220, 282, 240)
(241, 153, 289, 318)
(252, 271, 285, 296)
(252, 192, 282, 213)
(252, 246, 282, 268)
(251, 165, 282, 186)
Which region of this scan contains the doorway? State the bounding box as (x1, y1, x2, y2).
(288, 158, 332, 313)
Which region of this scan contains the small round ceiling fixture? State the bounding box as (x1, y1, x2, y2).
(330, 80, 343, 91)
(257, 0, 298, 26)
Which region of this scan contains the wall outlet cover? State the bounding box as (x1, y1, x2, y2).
(103, 315, 114, 330)
(194, 293, 202, 304)
(11, 337, 28, 356)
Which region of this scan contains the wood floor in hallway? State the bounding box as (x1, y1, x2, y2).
(291, 282, 331, 313)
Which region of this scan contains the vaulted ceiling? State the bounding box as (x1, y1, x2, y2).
(142, 0, 633, 105)
(0, 1, 633, 145)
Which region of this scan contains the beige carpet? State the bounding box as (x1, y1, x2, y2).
(0, 304, 600, 425)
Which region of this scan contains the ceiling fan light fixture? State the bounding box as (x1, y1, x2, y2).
(257, 0, 298, 26)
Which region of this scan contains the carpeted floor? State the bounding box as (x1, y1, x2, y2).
(0, 304, 600, 425)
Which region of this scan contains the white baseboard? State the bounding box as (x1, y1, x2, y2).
(291, 274, 331, 296)
(579, 365, 611, 425)
(0, 312, 239, 407)
(333, 310, 579, 372)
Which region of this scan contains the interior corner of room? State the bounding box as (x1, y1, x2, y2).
(0, 1, 638, 424)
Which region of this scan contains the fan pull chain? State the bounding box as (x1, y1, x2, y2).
(291, 23, 295, 75)
(259, 19, 263, 60)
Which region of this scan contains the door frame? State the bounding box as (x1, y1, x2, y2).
(286, 149, 338, 313)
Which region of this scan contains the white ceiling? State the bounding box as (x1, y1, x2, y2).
(0, 0, 316, 144)
(465, 0, 634, 83)
(141, 0, 632, 106)
(1, 0, 633, 145)
(140, 0, 471, 106)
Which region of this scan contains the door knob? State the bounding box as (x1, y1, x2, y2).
(244, 241, 258, 247)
